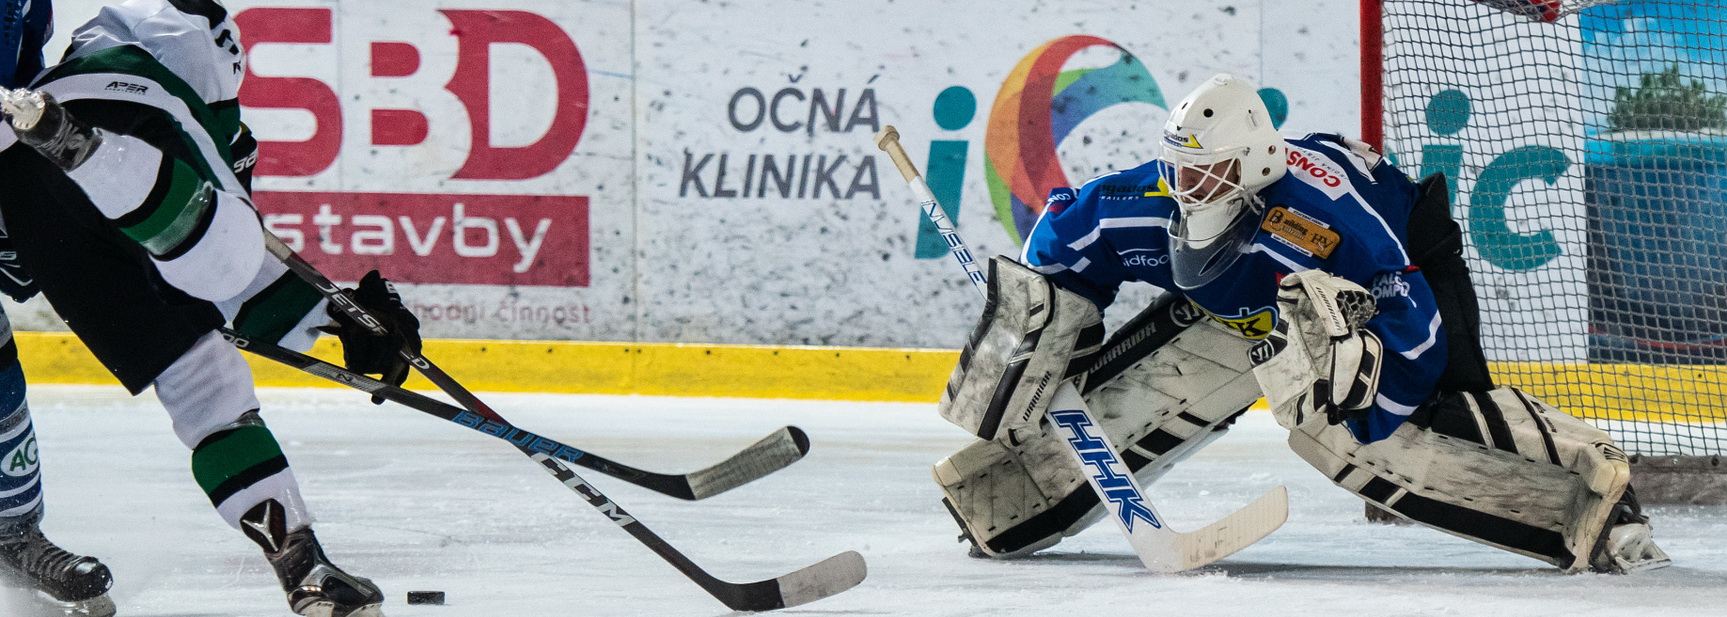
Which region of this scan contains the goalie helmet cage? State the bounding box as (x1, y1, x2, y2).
(1362, 0, 1727, 504)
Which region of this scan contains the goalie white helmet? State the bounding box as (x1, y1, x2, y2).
(1158, 73, 1288, 289)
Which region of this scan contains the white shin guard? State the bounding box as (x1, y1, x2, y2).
(1288, 387, 1631, 571)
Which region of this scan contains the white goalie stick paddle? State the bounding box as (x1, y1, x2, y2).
(874, 125, 1288, 572)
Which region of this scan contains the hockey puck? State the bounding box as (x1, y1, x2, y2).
(406, 591, 446, 605)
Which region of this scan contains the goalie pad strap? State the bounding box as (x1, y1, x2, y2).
(1338, 465, 1573, 564)
(941, 256, 1104, 440)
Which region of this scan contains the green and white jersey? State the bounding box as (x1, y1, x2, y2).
(1, 0, 326, 351)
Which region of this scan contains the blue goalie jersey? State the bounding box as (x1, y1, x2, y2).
(1022, 133, 1446, 443)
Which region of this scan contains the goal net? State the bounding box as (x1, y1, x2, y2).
(1367, 0, 1727, 500)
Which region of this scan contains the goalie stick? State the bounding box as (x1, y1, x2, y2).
(874, 125, 1288, 572)
(249, 237, 867, 609)
(219, 327, 807, 501)
(221, 327, 864, 610)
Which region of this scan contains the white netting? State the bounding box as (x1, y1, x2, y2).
(1379, 0, 1727, 455)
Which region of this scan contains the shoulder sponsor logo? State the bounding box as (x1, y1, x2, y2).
(104, 81, 149, 95)
(1261, 205, 1340, 259)
(1099, 183, 1163, 200)
(1286, 147, 1350, 198)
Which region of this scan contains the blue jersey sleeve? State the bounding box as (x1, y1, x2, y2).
(1346, 268, 1447, 443)
(1020, 183, 1138, 309)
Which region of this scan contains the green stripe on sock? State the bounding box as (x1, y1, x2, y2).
(191, 425, 286, 497)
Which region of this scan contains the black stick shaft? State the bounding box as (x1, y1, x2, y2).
(220, 328, 711, 497)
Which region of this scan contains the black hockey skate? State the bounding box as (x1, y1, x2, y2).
(0, 527, 115, 617)
(243, 500, 384, 617)
(1588, 487, 1672, 574)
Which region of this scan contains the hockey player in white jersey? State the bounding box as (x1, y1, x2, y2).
(935, 73, 1670, 574)
(0, 1, 420, 615)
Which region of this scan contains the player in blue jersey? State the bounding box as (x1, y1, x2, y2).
(934, 74, 1668, 574)
(0, 2, 125, 614)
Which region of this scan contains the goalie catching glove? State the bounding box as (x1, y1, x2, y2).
(320, 270, 423, 402)
(1249, 270, 1383, 430)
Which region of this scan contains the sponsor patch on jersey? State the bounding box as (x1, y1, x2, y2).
(1117, 249, 1169, 268)
(1371, 270, 1416, 311)
(1146, 177, 1172, 198)
(1199, 305, 1277, 340)
(1099, 183, 1164, 200)
(1261, 206, 1340, 259)
(104, 81, 149, 95)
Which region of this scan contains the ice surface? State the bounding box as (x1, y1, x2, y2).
(14, 385, 1727, 616)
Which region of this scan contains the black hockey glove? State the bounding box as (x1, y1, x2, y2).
(319, 271, 422, 403)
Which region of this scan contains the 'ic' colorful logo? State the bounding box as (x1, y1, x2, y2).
(984, 35, 1166, 242)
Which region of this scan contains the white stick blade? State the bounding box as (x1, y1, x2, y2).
(1168, 484, 1289, 571)
(776, 550, 868, 609)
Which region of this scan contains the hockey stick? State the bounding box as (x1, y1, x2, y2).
(874, 125, 1288, 572)
(254, 235, 864, 608)
(255, 232, 806, 500)
(220, 327, 807, 501)
(221, 327, 863, 610)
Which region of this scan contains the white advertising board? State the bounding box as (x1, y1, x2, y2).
(19, 0, 1364, 348)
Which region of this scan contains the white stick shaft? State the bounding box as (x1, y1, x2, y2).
(875, 125, 988, 299)
(905, 175, 988, 298)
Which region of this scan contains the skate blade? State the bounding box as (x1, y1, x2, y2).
(298, 601, 384, 617)
(1616, 555, 1673, 574)
(23, 592, 115, 617)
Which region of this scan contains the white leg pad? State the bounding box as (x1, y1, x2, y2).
(1287, 387, 1629, 570)
(934, 318, 1261, 557)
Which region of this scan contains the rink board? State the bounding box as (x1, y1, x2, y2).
(12, 332, 1726, 424)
